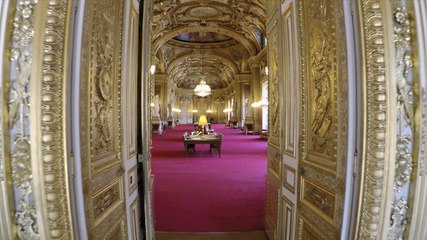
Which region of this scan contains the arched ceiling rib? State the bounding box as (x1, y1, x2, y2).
(154, 26, 258, 56)
(152, 0, 266, 92)
(166, 52, 239, 75)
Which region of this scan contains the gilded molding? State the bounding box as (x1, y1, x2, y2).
(420, 91, 427, 175)
(39, 0, 73, 238)
(0, 112, 4, 182)
(357, 0, 389, 239)
(9, 1, 39, 238)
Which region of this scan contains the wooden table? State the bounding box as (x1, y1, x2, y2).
(183, 134, 222, 157)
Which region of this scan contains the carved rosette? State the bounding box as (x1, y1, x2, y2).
(357, 0, 389, 239)
(8, 0, 39, 239)
(388, 5, 414, 239)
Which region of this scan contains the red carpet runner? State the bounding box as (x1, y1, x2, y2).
(151, 124, 268, 232)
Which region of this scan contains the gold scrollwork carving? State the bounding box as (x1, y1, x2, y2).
(92, 0, 121, 156)
(93, 181, 121, 219)
(298, 216, 328, 240)
(307, 5, 335, 156)
(82, 0, 126, 238)
(297, 0, 347, 238)
(9, 0, 39, 238)
(268, 26, 280, 144)
(268, 152, 281, 179)
(265, 178, 279, 240)
(301, 178, 335, 222)
(304, 0, 337, 160)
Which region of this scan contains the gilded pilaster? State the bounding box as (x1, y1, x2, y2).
(234, 80, 242, 126)
(250, 63, 263, 133)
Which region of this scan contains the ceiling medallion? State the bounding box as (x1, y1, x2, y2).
(188, 6, 219, 18)
(194, 76, 211, 97)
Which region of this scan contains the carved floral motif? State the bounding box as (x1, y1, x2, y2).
(388, 197, 408, 239)
(393, 5, 414, 185)
(9, 0, 39, 238)
(388, 6, 414, 239)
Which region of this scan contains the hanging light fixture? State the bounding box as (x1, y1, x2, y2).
(194, 52, 211, 97)
(194, 76, 211, 97)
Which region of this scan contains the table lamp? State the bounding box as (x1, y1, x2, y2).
(198, 115, 208, 135)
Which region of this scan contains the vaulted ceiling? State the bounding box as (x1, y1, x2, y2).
(151, 0, 266, 92)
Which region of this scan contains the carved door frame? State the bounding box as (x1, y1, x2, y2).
(139, 0, 155, 239)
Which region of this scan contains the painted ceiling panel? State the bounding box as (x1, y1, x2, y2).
(153, 0, 265, 93)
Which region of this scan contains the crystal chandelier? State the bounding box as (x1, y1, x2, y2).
(194, 77, 211, 97)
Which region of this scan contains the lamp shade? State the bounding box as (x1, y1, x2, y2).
(198, 115, 208, 126)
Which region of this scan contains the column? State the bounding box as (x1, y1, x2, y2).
(251, 63, 262, 133)
(234, 80, 243, 127)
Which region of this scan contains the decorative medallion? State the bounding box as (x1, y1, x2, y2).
(188, 6, 220, 18)
(99, 69, 112, 101)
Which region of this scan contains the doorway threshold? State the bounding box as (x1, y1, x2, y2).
(155, 231, 268, 240)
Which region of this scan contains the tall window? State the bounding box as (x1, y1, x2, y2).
(262, 81, 268, 130)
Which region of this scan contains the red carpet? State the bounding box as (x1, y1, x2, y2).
(151, 124, 268, 232)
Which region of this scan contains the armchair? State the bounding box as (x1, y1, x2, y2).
(209, 134, 223, 157)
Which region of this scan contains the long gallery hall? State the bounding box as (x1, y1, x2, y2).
(1, 1, 426, 240)
(151, 124, 267, 233)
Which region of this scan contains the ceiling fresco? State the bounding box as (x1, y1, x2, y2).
(152, 0, 266, 93)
